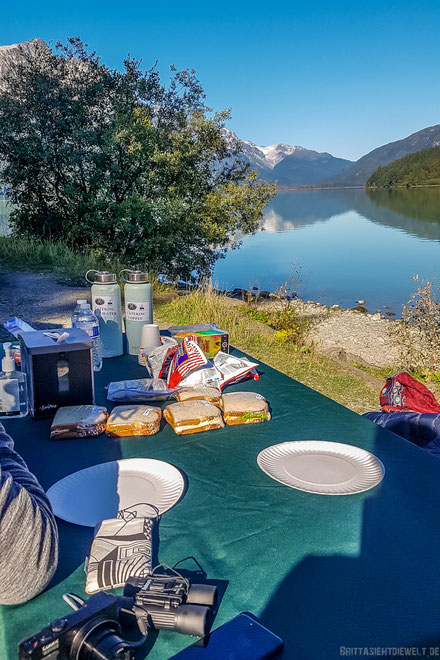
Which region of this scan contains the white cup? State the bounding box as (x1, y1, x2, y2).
(140, 324, 161, 351)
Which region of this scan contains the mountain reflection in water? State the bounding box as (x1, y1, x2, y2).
(213, 187, 440, 315)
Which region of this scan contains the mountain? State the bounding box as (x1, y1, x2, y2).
(367, 145, 440, 187)
(271, 150, 353, 185)
(0, 39, 45, 85)
(328, 124, 440, 186)
(222, 129, 353, 185)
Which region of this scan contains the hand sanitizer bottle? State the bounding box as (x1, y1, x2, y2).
(0, 343, 28, 418)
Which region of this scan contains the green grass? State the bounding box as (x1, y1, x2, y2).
(156, 287, 379, 413)
(0, 235, 168, 290)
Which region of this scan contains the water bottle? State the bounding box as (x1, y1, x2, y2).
(85, 270, 123, 358)
(71, 299, 87, 327)
(120, 270, 153, 356)
(72, 302, 103, 371)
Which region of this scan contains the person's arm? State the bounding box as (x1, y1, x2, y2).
(0, 423, 58, 605)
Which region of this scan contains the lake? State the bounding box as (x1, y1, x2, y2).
(213, 187, 440, 316)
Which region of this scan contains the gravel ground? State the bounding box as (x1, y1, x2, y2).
(0, 268, 87, 341)
(306, 306, 400, 367)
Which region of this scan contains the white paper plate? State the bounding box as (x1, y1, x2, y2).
(47, 458, 185, 526)
(257, 441, 384, 495)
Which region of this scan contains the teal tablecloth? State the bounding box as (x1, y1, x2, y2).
(1, 351, 440, 658)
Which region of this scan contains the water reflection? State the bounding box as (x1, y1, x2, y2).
(262, 189, 349, 231)
(262, 188, 440, 242)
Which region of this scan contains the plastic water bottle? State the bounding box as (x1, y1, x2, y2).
(71, 301, 103, 371)
(71, 299, 87, 327)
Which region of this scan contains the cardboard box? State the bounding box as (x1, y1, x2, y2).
(172, 326, 229, 359)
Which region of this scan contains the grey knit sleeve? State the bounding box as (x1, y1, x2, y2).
(0, 423, 58, 605)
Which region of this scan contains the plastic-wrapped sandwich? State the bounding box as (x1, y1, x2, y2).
(106, 405, 162, 437)
(164, 400, 225, 435)
(50, 405, 108, 440)
(222, 392, 271, 425)
(173, 385, 222, 408)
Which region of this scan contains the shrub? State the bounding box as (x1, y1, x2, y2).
(396, 276, 440, 371)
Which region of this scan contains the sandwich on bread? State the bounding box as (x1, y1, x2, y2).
(164, 400, 225, 435)
(173, 385, 222, 407)
(50, 405, 108, 439)
(106, 405, 162, 437)
(221, 392, 270, 425)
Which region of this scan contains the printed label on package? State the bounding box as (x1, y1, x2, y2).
(92, 295, 119, 321)
(125, 300, 151, 323)
(0, 380, 20, 412)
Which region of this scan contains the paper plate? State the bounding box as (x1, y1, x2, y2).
(47, 458, 186, 526)
(257, 441, 384, 495)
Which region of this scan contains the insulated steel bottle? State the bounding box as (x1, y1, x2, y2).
(85, 270, 123, 358)
(120, 270, 153, 356)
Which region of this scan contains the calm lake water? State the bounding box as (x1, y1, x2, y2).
(213, 187, 440, 315)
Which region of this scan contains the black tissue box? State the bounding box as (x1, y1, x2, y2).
(19, 328, 94, 419)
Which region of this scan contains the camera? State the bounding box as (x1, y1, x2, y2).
(18, 572, 218, 659)
(18, 592, 135, 660)
(125, 573, 218, 637)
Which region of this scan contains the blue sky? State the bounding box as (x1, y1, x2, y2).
(1, 0, 439, 161)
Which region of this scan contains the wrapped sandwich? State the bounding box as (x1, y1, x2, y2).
(222, 392, 271, 425)
(164, 400, 225, 435)
(173, 385, 222, 408)
(106, 405, 162, 437)
(50, 405, 108, 440)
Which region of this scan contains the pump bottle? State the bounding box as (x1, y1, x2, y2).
(0, 343, 28, 418)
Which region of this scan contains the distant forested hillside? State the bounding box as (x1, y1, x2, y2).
(367, 146, 440, 187)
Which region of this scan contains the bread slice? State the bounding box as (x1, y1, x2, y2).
(174, 385, 222, 408)
(221, 392, 270, 425)
(50, 405, 108, 440)
(164, 400, 225, 435)
(106, 405, 162, 437)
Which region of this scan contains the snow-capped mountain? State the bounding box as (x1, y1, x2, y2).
(222, 128, 305, 172)
(222, 129, 353, 185)
(257, 143, 305, 168)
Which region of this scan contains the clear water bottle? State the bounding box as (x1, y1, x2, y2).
(71, 299, 87, 327)
(71, 301, 103, 372)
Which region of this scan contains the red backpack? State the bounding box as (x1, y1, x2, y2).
(380, 371, 440, 413)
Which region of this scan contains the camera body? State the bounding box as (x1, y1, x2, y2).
(125, 574, 218, 637)
(18, 592, 134, 660)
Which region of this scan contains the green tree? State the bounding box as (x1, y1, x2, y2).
(0, 38, 275, 277)
(366, 145, 440, 188)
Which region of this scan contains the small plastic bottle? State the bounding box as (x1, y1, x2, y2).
(0, 343, 28, 418)
(71, 302, 103, 372)
(71, 299, 87, 327)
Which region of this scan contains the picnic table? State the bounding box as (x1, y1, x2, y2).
(1, 349, 440, 659)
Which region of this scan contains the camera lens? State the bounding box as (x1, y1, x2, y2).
(71, 617, 133, 660)
(80, 628, 131, 659)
